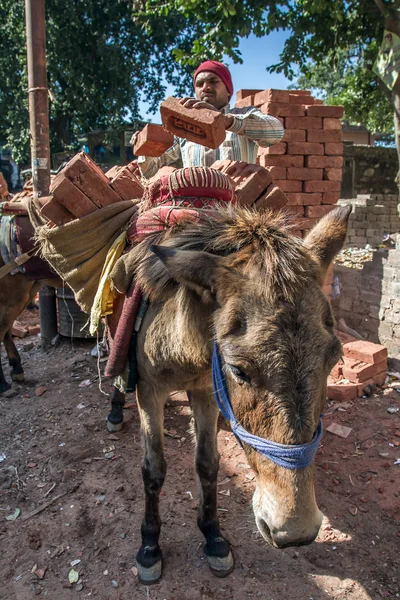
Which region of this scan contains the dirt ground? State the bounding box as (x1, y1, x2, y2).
(0, 307, 399, 600)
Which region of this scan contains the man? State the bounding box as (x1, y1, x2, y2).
(132, 60, 284, 178)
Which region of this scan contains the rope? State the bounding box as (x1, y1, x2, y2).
(212, 342, 323, 470)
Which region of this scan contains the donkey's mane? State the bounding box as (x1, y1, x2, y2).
(129, 206, 319, 303)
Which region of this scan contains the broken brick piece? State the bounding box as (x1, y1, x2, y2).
(342, 340, 388, 365)
(326, 382, 359, 402)
(161, 97, 226, 149)
(11, 321, 29, 338)
(110, 167, 144, 201)
(37, 196, 75, 226)
(254, 183, 288, 211)
(50, 173, 98, 218)
(134, 124, 174, 157)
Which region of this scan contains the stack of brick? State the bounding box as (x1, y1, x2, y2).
(38, 152, 144, 226)
(235, 89, 344, 238)
(327, 339, 388, 402)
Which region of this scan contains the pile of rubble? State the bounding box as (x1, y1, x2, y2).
(334, 246, 374, 269)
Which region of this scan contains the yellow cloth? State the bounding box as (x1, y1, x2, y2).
(89, 231, 127, 335)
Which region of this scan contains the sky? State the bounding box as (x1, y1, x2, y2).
(138, 30, 293, 122)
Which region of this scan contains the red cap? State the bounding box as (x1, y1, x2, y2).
(193, 61, 233, 97)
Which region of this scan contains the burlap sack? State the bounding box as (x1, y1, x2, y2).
(35, 200, 139, 313)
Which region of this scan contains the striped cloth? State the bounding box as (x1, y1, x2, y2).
(138, 104, 284, 179)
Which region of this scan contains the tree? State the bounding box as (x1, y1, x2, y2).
(0, 0, 203, 164)
(135, 0, 400, 181)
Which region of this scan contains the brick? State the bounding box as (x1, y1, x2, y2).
(160, 96, 226, 149)
(326, 382, 359, 402)
(306, 155, 343, 168)
(322, 192, 341, 204)
(148, 165, 177, 183)
(297, 217, 318, 230)
(306, 105, 344, 118)
(38, 195, 75, 226)
(287, 142, 324, 155)
(127, 161, 141, 177)
(373, 371, 387, 386)
(253, 183, 288, 211)
(236, 89, 263, 101)
(305, 205, 335, 218)
(325, 143, 344, 155)
(273, 179, 302, 192)
(285, 117, 323, 130)
(260, 103, 306, 117)
(282, 129, 306, 142)
(286, 192, 322, 206)
(235, 97, 254, 108)
(284, 206, 304, 216)
(110, 166, 144, 200)
(342, 358, 387, 384)
(12, 321, 29, 338)
(323, 118, 342, 130)
(235, 168, 273, 206)
(61, 152, 121, 208)
(289, 93, 315, 105)
(258, 154, 304, 168)
(324, 168, 342, 181)
(307, 130, 343, 143)
(266, 166, 287, 180)
(50, 173, 98, 218)
(303, 180, 341, 193)
(134, 124, 174, 157)
(28, 325, 40, 336)
(261, 142, 287, 155)
(287, 167, 323, 181)
(254, 89, 291, 105)
(105, 165, 123, 180)
(342, 340, 388, 364)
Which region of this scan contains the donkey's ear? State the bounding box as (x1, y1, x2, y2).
(150, 245, 234, 301)
(303, 206, 351, 275)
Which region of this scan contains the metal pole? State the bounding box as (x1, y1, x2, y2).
(25, 0, 58, 350)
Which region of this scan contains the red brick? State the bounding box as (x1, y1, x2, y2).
(304, 180, 341, 193)
(160, 96, 226, 149)
(342, 358, 387, 384)
(305, 205, 335, 218)
(105, 165, 123, 179)
(325, 143, 344, 155)
(61, 152, 121, 208)
(266, 166, 287, 180)
(342, 340, 388, 365)
(282, 129, 306, 142)
(258, 154, 304, 168)
(134, 124, 174, 157)
(297, 217, 318, 230)
(322, 192, 341, 204)
(327, 383, 359, 402)
(373, 371, 387, 386)
(12, 321, 29, 338)
(127, 161, 141, 177)
(235, 167, 273, 206)
(28, 325, 40, 336)
(323, 118, 342, 130)
(324, 168, 342, 181)
(254, 89, 291, 105)
(38, 195, 75, 226)
(235, 97, 254, 108)
(286, 192, 322, 206)
(287, 142, 324, 156)
(287, 167, 323, 181)
(273, 179, 302, 192)
(110, 167, 144, 201)
(289, 93, 315, 105)
(285, 117, 323, 130)
(306, 155, 344, 168)
(261, 142, 287, 155)
(50, 173, 98, 218)
(306, 105, 344, 118)
(148, 166, 177, 183)
(307, 130, 343, 143)
(236, 89, 263, 101)
(284, 206, 304, 216)
(330, 360, 343, 381)
(260, 103, 306, 117)
(253, 183, 288, 211)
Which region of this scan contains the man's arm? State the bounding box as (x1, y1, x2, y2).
(136, 137, 183, 179)
(226, 107, 284, 147)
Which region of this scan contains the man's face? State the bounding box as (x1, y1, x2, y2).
(194, 71, 230, 110)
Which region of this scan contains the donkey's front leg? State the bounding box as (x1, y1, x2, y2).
(3, 329, 25, 383)
(136, 382, 166, 584)
(190, 389, 234, 577)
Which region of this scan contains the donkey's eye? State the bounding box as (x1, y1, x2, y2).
(227, 364, 250, 384)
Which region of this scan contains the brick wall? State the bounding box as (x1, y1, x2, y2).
(338, 194, 400, 247)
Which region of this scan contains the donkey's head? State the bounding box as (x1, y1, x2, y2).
(149, 205, 351, 549)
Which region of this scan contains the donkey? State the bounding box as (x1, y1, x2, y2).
(109, 204, 351, 583)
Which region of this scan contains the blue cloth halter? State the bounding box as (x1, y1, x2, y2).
(212, 342, 323, 470)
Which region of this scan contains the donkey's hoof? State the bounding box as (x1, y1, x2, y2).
(11, 372, 24, 383)
(106, 419, 123, 433)
(205, 550, 234, 577)
(136, 560, 162, 585)
(0, 381, 12, 394)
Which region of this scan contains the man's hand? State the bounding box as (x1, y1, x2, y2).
(178, 97, 234, 130)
